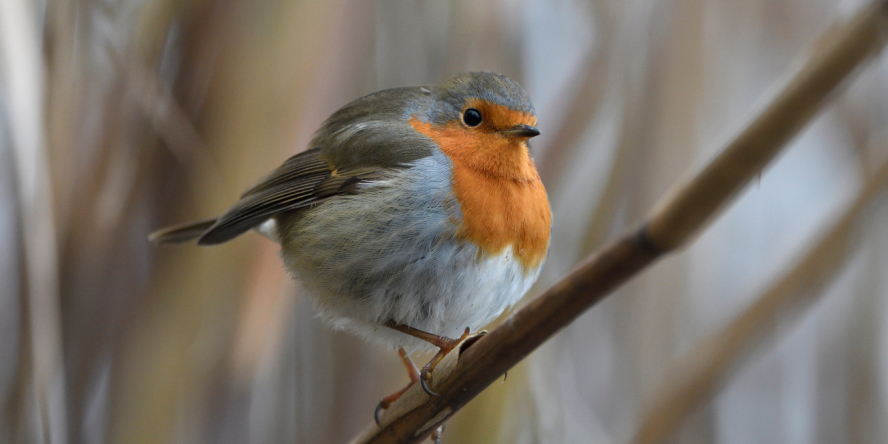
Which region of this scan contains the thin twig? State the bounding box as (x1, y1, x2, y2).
(350, 2, 888, 443)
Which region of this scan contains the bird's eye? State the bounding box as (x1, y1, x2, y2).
(463, 108, 482, 127)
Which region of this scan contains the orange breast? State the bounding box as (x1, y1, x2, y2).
(410, 115, 551, 273)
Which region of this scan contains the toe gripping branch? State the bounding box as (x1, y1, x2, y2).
(383, 322, 484, 397)
(418, 327, 471, 397)
(375, 324, 489, 429)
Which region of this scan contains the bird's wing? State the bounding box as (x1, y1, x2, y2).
(191, 87, 438, 245)
(197, 148, 379, 245)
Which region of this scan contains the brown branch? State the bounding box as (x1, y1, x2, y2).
(350, 2, 888, 443)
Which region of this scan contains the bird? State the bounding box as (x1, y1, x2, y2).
(149, 72, 551, 438)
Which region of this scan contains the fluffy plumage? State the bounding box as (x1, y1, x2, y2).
(277, 152, 540, 351)
(149, 72, 551, 351)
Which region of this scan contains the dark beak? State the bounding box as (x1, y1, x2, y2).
(501, 124, 540, 138)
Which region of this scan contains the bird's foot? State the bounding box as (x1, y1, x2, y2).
(382, 321, 476, 396)
(419, 327, 470, 396)
(375, 347, 420, 427)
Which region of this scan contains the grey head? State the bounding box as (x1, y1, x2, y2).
(314, 71, 537, 169)
(425, 71, 536, 126)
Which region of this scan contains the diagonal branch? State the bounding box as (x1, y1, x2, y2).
(350, 2, 888, 443)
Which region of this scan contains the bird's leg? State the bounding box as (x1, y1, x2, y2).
(396, 347, 422, 383)
(375, 347, 421, 426)
(384, 321, 471, 396)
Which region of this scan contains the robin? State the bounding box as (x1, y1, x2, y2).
(150, 71, 551, 440)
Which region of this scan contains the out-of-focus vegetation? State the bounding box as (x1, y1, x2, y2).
(1, 1, 887, 444)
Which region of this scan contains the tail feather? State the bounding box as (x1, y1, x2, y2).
(149, 218, 218, 245)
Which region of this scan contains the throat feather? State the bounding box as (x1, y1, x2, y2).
(409, 117, 551, 272)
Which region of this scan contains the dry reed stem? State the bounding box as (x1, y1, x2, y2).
(537, 40, 610, 183)
(107, 1, 343, 442)
(350, 2, 888, 443)
(630, 148, 888, 444)
(0, 0, 69, 442)
(644, 1, 888, 251)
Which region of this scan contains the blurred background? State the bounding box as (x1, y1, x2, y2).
(2, 0, 888, 443)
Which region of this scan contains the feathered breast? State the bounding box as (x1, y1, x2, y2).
(409, 116, 551, 273)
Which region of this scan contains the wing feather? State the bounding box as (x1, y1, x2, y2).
(239, 148, 331, 197)
(197, 149, 384, 245)
(198, 149, 333, 245)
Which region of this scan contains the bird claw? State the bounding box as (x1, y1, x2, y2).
(377, 374, 438, 427)
(420, 375, 439, 397)
(415, 327, 470, 398)
(374, 401, 385, 427)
